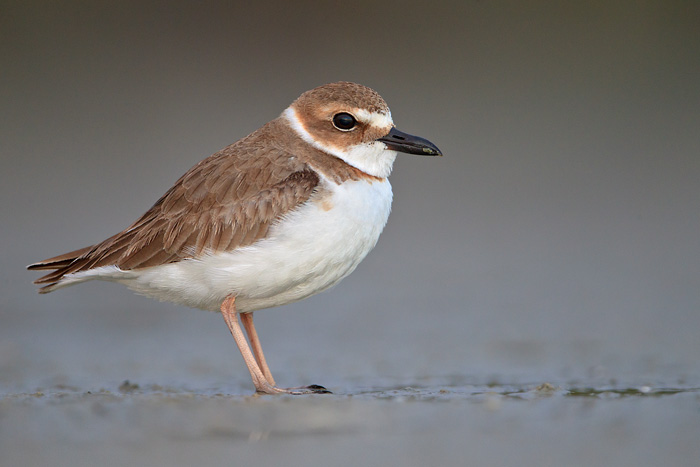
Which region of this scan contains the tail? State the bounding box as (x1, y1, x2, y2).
(27, 245, 96, 293)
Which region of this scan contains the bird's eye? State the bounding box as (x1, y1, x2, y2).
(332, 112, 357, 131)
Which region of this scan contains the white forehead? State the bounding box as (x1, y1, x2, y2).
(354, 108, 394, 130)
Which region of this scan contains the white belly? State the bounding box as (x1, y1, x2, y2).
(112, 177, 393, 312)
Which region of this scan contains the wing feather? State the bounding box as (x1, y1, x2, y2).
(28, 119, 320, 290)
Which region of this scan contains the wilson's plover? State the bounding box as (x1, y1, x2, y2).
(29, 81, 442, 394)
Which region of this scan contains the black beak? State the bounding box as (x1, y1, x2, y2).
(377, 127, 442, 156)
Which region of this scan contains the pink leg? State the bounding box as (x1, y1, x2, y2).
(240, 312, 276, 386)
(220, 296, 331, 395)
(220, 296, 283, 394)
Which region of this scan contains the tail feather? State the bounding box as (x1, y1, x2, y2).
(27, 245, 96, 292)
(27, 246, 94, 271)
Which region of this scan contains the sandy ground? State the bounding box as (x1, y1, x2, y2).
(3, 380, 699, 467)
(2, 311, 699, 467)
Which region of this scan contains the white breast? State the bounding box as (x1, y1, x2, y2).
(114, 176, 393, 312)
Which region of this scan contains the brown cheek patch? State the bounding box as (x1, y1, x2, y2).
(297, 106, 351, 149)
(292, 104, 385, 184)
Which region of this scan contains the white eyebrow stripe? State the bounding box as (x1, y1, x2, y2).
(354, 108, 394, 129)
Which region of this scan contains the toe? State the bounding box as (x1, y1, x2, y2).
(303, 384, 332, 394)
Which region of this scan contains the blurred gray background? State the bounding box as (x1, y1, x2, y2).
(2, 1, 699, 391)
(3, 2, 700, 466)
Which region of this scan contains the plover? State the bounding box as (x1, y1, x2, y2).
(28, 81, 442, 394)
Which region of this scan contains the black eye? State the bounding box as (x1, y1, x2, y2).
(332, 112, 357, 131)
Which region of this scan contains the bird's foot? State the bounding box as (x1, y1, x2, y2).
(255, 383, 332, 395)
(290, 384, 332, 395)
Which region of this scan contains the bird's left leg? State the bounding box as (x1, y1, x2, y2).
(240, 312, 276, 386)
(220, 296, 283, 394)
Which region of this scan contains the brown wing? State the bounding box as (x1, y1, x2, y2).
(29, 120, 320, 292)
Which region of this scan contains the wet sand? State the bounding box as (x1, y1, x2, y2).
(2, 310, 699, 467)
(3, 379, 699, 467)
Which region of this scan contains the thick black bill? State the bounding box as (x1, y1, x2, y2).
(377, 127, 442, 156)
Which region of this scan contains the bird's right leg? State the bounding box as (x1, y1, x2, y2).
(240, 312, 276, 386)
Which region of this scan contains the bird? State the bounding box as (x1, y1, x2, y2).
(28, 81, 442, 394)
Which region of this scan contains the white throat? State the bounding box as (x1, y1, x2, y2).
(283, 107, 398, 179)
